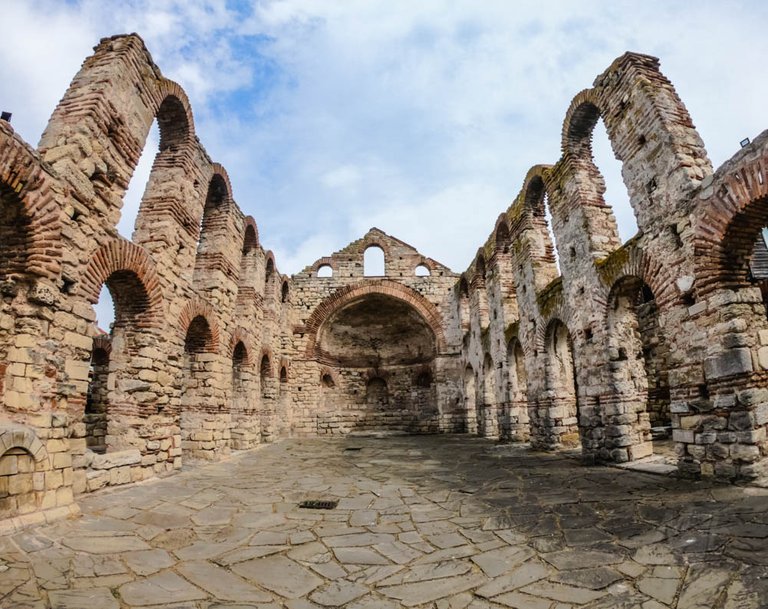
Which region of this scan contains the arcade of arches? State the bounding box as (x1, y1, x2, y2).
(1, 34, 768, 529)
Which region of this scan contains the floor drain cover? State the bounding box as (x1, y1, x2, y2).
(299, 500, 338, 510)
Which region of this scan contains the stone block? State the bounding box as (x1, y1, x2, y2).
(730, 444, 760, 463)
(703, 349, 753, 380)
(673, 430, 694, 443)
(92, 449, 141, 469)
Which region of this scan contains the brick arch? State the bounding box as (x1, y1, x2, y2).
(153, 79, 196, 153)
(259, 348, 274, 378)
(79, 239, 163, 325)
(310, 257, 335, 275)
(520, 165, 555, 218)
(0, 425, 48, 463)
(694, 142, 768, 295)
(242, 216, 259, 253)
(494, 215, 510, 251)
(534, 297, 577, 354)
(229, 327, 254, 367)
(92, 334, 112, 357)
(179, 298, 220, 352)
(473, 249, 486, 283)
(264, 251, 277, 284)
(0, 126, 62, 280)
(194, 163, 237, 279)
(304, 279, 447, 357)
(596, 244, 678, 309)
(279, 358, 290, 382)
(561, 88, 605, 159)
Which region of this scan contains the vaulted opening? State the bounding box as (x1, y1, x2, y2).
(545, 319, 580, 448)
(364, 246, 385, 276)
(84, 270, 153, 453)
(315, 292, 438, 431)
(607, 276, 672, 460)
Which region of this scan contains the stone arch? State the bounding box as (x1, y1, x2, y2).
(319, 367, 337, 388)
(153, 79, 196, 154)
(542, 317, 580, 448)
(606, 274, 671, 433)
(596, 244, 678, 309)
(695, 146, 768, 295)
(304, 279, 446, 356)
(179, 298, 220, 353)
(494, 215, 510, 252)
(194, 164, 235, 277)
(259, 350, 274, 379)
(363, 243, 386, 276)
(242, 217, 259, 254)
(474, 250, 487, 282)
(0, 128, 62, 280)
(39, 36, 197, 205)
(281, 279, 290, 303)
(264, 252, 276, 288)
(463, 364, 478, 434)
(229, 327, 254, 367)
(79, 239, 163, 325)
(0, 425, 48, 463)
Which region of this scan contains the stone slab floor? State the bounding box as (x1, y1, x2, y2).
(1, 435, 768, 609)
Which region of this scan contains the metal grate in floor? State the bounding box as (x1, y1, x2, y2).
(298, 499, 338, 510)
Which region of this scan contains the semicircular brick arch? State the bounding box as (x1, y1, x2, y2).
(242, 216, 259, 252)
(694, 143, 768, 295)
(597, 243, 678, 310)
(0, 126, 62, 280)
(229, 327, 254, 367)
(178, 298, 220, 352)
(561, 88, 604, 158)
(153, 78, 196, 152)
(304, 279, 447, 358)
(535, 297, 577, 355)
(79, 238, 164, 323)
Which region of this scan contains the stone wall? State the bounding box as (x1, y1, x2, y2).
(2, 35, 768, 532)
(458, 52, 768, 482)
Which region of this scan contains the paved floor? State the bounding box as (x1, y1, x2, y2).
(1, 435, 768, 609)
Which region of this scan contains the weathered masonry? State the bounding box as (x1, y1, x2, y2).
(1, 34, 767, 531)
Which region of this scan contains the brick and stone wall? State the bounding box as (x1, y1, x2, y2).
(2, 36, 768, 532)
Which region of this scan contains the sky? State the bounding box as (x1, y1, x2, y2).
(2, 1, 768, 325)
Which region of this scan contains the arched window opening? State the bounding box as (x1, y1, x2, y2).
(415, 264, 430, 277)
(592, 117, 638, 243)
(364, 246, 385, 277)
(496, 221, 510, 252)
(260, 354, 271, 398)
(365, 377, 388, 408)
(185, 315, 213, 354)
(543, 195, 561, 275)
(545, 319, 580, 448)
(507, 340, 528, 401)
(463, 365, 478, 434)
(232, 341, 247, 390)
(608, 277, 671, 458)
(280, 366, 288, 383)
(121, 121, 159, 239)
(317, 264, 333, 278)
(85, 270, 152, 453)
(196, 174, 228, 256)
(242, 224, 258, 255)
(475, 254, 486, 280)
(85, 343, 110, 453)
(281, 281, 289, 303)
(265, 258, 275, 287)
(458, 276, 470, 331)
(0, 184, 31, 281)
(483, 353, 495, 405)
(321, 373, 335, 388)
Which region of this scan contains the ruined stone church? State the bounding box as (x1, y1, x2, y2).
(1, 34, 767, 530)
